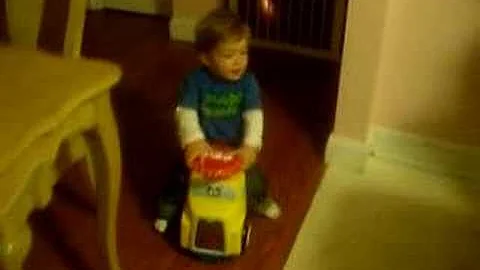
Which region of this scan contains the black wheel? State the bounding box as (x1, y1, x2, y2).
(241, 222, 252, 253)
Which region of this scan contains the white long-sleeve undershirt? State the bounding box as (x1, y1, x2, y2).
(175, 106, 263, 149)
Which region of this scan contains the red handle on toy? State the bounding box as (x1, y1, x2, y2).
(191, 150, 243, 181)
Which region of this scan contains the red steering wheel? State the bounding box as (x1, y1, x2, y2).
(190, 146, 243, 181)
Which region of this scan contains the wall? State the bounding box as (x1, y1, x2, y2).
(170, 0, 222, 41)
(328, 0, 480, 179)
(333, 0, 390, 142)
(173, 0, 219, 17)
(87, 0, 172, 15)
(372, 0, 480, 147)
(102, 0, 172, 15)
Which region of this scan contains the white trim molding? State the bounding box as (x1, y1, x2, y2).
(324, 127, 480, 183)
(169, 16, 199, 42)
(325, 134, 372, 175)
(87, 0, 104, 10)
(88, 0, 172, 15)
(368, 126, 480, 181)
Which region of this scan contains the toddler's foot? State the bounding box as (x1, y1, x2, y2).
(154, 219, 168, 233)
(255, 198, 281, 219)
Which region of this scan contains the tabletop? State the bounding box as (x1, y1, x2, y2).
(0, 45, 121, 174)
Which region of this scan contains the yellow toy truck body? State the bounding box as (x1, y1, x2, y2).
(180, 170, 250, 257)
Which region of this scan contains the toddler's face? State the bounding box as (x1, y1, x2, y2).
(202, 38, 249, 81)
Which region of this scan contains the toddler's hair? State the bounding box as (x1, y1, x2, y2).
(194, 8, 251, 53)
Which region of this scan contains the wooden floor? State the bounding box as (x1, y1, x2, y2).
(4, 9, 339, 270)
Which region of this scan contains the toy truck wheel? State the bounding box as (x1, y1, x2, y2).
(241, 223, 252, 253)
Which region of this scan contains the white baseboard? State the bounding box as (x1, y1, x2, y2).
(324, 127, 480, 182)
(89, 0, 172, 15)
(169, 16, 199, 42)
(325, 134, 371, 174)
(369, 126, 480, 181)
(88, 0, 104, 10)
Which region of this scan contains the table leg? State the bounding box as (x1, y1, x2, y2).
(87, 93, 122, 270)
(0, 211, 33, 270)
(1, 152, 59, 270)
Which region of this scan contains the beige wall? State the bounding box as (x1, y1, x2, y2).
(336, 0, 480, 147)
(170, 0, 223, 41)
(173, 0, 221, 17)
(333, 0, 390, 142)
(372, 0, 480, 146)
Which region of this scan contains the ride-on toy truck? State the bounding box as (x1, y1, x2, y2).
(155, 146, 251, 258)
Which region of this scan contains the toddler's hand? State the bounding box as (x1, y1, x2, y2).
(237, 145, 258, 170)
(185, 140, 212, 167)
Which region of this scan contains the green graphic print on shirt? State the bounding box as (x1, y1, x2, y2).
(201, 90, 243, 119)
(178, 68, 261, 145)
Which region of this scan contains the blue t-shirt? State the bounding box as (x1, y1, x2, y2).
(177, 67, 262, 146)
